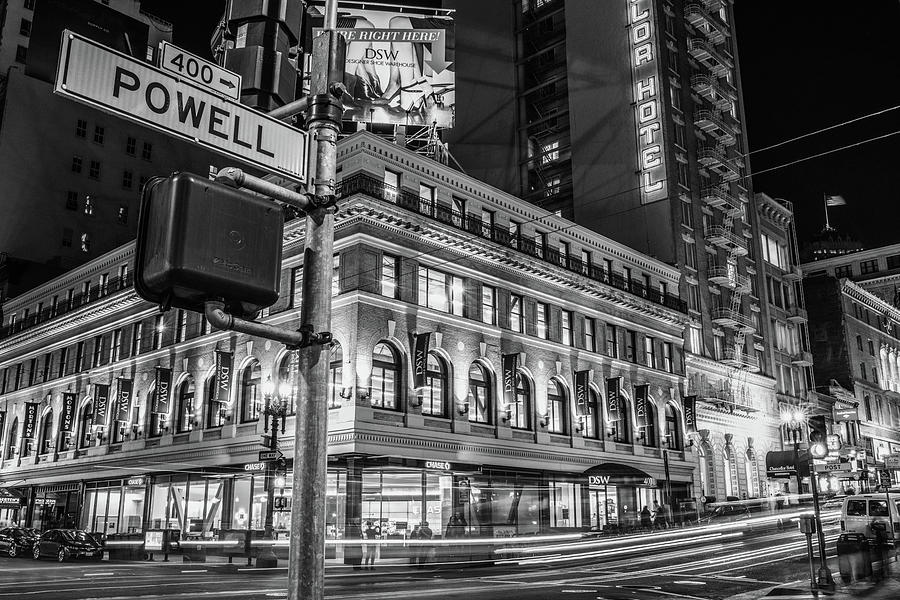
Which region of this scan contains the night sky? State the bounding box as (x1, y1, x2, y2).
(142, 1, 900, 251)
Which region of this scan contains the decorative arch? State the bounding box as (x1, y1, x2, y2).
(609, 388, 632, 444)
(510, 368, 533, 430)
(745, 447, 761, 499)
(38, 408, 54, 455)
(204, 365, 226, 429)
(663, 401, 684, 450)
(77, 399, 94, 449)
(175, 375, 196, 433)
(723, 443, 741, 499)
(579, 383, 603, 439)
(641, 395, 658, 448)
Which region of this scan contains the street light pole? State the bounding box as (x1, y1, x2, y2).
(287, 2, 344, 599)
(259, 377, 288, 568)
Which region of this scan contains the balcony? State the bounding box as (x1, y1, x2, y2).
(690, 75, 734, 111)
(684, 3, 728, 45)
(712, 307, 756, 333)
(786, 306, 809, 323)
(697, 146, 740, 181)
(722, 348, 760, 372)
(705, 225, 748, 256)
(700, 185, 741, 216)
(791, 351, 814, 367)
(782, 265, 802, 281)
(688, 38, 732, 77)
(708, 266, 750, 292)
(694, 110, 736, 146)
(701, 0, 724, 11)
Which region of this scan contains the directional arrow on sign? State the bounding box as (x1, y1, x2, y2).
(220, 78, 236, 89)
(259, 449, 284, 462)
(424, 31, 452, 75)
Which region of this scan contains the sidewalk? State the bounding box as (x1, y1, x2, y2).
(726, 578, 900, 600)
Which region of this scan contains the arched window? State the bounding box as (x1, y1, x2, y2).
(78, 402, 94, 449)
(511, 372, 531, 430)
(468, 362, 491, 424)
(147, 385, 166, 437)
(609, 398, 632, 443)
(176, 377, 196, 433)
(664, 403, 683, 450)
(240, 360, 262, 423)
(329, 344, 343, 408)
(641, 402, 657, 447)
(277, 354, 298, 414)
(370, 342, 400, 409)
(38, 410, 54, 455)
(580, 389, 600, 439)
(546, 379, 567, 434)
(206, 375, 227, 428)
(5, 418, 18, 459)
(422, 353, 448, 417)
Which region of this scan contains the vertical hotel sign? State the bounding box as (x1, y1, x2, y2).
(628, 0, 667, 204)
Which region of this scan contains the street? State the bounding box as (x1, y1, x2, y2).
(2, 518, 886, 600)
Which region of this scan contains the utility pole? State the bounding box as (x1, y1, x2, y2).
(287, 1, 344, 598)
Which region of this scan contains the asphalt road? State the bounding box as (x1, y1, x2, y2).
(0, 520, 877, 600)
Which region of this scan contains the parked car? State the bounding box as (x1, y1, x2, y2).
(840, 493, 900, 542)
(0, 527, 38, 558)
(32, 529, 104, 562)
(701, 503, 752, 526)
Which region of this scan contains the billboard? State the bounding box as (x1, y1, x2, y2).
(313, 6, 455, 127)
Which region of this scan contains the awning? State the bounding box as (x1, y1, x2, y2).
(583, 463, 656, 487)
(765, 450, 810, 478)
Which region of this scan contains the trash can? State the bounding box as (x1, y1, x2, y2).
(837, 533, 871, 583)
(870, 522, 889, 580)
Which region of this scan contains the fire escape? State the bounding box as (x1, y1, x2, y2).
(687, 2, 759, 378)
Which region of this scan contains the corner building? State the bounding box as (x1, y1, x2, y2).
(0, 132, 693, 546)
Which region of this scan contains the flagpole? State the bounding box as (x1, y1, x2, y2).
(823, 194, 831, 230)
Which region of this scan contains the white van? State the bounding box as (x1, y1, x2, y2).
(840, 493, 900, 541)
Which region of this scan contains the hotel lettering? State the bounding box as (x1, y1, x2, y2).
(628, 0, 667, 204)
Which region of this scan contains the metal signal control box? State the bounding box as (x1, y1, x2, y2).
(135, 172, 284, 317)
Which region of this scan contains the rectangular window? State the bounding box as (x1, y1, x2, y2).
(20, 18, 32, 37)
(122, 170, 133, 189)
(80, 232, 91, 253)
(65, 191, 78, 210)
(625, 330, 637, 362)
(15, 45, 26, 63)
(541, 139, 559, 165)
(84, 195, 94, 215)
(481, 208, 495, 238)
(125, 136, 136, 155)
(92, 335, 105, 367)
(153, 315, 164, 349)
(71, 155, 83, 173)
(684, 240, 697, 269)
(75, 119, 87, 138)
(28, 357, 37, 386)
(482, 285, 496, 325)
(75, 341, 85, 372)
(868, 339, 875, 356)
(142, 142, 153, 160)
(111, 328, 122, 362)
(584, 317, 596, 352)
(860, 259, 879, 275)
(536, 303, 548, 339)
(384, 169, 400, 201)
(510, 294, 523, 333)
(332, 254, 341, 297)
(561, 310, 572, 345)
(58, 347, 69, 377)
(93, 125, 104, 144)
(99, 273, 109, 295)
(581, 249, 592, 275)
(834, 265, 852, 278)
(689, 325, 701, 354)
(861, 362, 868, 380)
(89, 160, 101, 179)
(380, 254, 399, 299)
(117, 205, 129, 224)
(887, 255, 900, 270)
(131, 322, 143, 356)
(645, 336, 656, 368)
(663, 342, 673, 372)
(417, 266, 463, 315)
(62, 228, 73, 247)
(175, 310, 187, 343)
(688, 283, 701, 311)
(606, 324, 618, 358)
(419, 183, 435, 205)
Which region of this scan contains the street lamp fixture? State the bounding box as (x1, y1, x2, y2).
(258, 376, 290, 568)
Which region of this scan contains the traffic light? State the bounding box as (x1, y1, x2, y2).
(134, 173, 284, 318)
(808, 415, 829, 459)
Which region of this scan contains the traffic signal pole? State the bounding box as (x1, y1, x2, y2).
(287, 2, 344, 599)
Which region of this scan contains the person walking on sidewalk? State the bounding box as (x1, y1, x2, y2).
(640, 506, 652, 531)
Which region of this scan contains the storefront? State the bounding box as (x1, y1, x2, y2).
(583, 464, 662, 530)
(29, 483, 80, 530)
(0, 488, 26, 527)
(82, 477, 147, 535)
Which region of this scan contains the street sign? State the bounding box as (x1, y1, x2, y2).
(885, 453, 900, 470)
(879, 470, 892, 487)
(160, 41, 241, 99)
(54, 31, 307, 182)
(815, 462, 851, 473)
(833, 407, 859, 422)
(259, 449, 284, 462)
(826, 434, 842, 451)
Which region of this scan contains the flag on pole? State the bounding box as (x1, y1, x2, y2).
(824, 194, 846, 206)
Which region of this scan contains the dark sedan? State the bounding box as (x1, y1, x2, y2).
(32, 529, 104, 562)
(0, 527, 38, 558)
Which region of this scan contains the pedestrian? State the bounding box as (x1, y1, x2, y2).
(445, 512, 467, 538)
(417, 520, 433, 566)
(640, 505, 652, 530)
(661, 502, 673, 529)
(363, 520, 379, 570)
